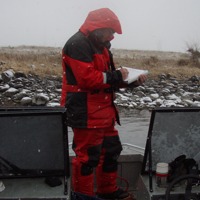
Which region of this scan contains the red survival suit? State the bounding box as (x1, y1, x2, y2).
(61, 8, 124, 196)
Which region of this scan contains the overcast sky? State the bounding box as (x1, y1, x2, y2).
(1, 0, 200, 52)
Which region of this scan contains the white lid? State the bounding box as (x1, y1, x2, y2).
(156, 162, 169, 174)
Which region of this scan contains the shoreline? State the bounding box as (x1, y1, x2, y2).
(0, 68, 199, 108)
(0, 46, 199, 108)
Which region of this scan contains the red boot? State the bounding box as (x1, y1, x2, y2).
(96, 164, 135, 200)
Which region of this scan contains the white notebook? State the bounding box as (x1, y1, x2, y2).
(122, 66, 149, 84)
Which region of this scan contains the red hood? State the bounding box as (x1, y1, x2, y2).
(80, 8, 122, 35)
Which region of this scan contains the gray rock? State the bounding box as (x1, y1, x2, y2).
(4, 87, 19, 97)
(150, 93, 159, 100)
(32, 93, 50, 106)
(0, 84, 10, 92)
(21, 97, 32, 105)
(0, 69, 199, 109)
(2, 70, 15, 83)
(141, 96, 152, 103)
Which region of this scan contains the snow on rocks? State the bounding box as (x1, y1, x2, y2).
(115, 74, 200, 109)
(0, 69, 199, 109)
(0, 70, 61, 106)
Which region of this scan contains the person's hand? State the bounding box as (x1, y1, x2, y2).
(135, 74, 147, 85)
(126, 74, 147, 88)
(119, 68, 129, 81)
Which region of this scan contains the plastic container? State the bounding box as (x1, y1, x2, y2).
(156, 162, 169, 187)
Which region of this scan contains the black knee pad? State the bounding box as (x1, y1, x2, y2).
(103, 160, 118, 172)
(102, 136, 122, 172)
(87, 144, 101, 167)
(103, 135, 122, 156)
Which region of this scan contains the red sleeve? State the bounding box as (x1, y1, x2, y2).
(63, 55, 110, 90)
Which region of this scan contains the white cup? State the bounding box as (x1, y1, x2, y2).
(156, 162, 169, 187)
(0, 181, 5, 192)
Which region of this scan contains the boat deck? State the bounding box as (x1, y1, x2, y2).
(0, 144, 144, 200)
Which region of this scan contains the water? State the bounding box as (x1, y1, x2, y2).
(67, 109, 151, 149)
(116, 109, 151, 148)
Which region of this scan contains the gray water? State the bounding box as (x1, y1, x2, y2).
(116, 109, 151, 148)
(68, 109, 151, 149)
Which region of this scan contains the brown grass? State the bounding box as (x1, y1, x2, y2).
(114, 57, 200, 80)
(0, 46, 200, 80)
(0, 47, 62, 77)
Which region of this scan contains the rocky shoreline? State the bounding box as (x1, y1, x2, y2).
(0, 69, 199, 109)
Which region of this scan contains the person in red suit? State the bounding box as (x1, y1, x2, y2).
(61, 7, 147, 200)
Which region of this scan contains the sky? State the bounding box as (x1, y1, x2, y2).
(1, 0, 200, 53)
